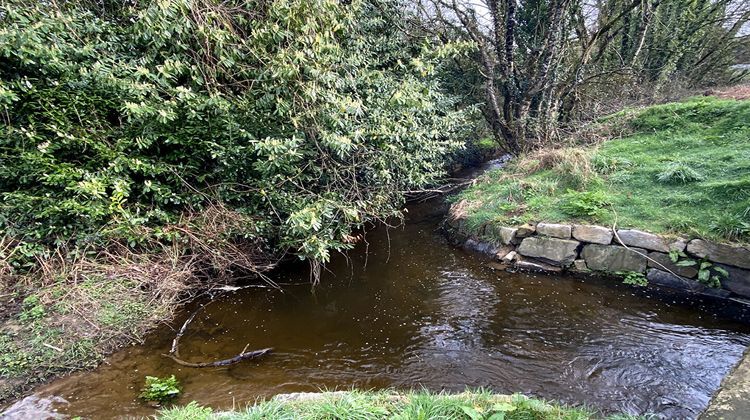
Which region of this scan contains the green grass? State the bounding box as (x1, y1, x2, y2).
(158, 390, 643, 419)
(452, 97, 750, 244)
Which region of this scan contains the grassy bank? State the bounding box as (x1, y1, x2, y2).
(452, 97, 750, 245)
(158, 390, 638, 419)
(0, 254, 191, 402)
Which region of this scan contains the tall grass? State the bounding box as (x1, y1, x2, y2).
(158, 390, 638, 420)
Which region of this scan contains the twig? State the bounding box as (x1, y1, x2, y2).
(43, 343, 64, 353)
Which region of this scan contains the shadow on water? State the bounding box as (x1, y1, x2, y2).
(14, 173, 750, 419)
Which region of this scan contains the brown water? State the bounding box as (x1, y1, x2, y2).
(19, 197, 750, 419)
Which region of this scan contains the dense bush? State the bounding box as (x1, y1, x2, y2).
(0, 0, 468, 270)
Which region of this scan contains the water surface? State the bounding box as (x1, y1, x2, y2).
(28, 198, 750, 419)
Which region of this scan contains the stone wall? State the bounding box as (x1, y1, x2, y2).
(449, 219, 750, 300)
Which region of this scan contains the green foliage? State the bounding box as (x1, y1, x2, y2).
(656, 162, 704, 184)
(620, 272, 648, 287)
(461, 401, 517, 420)
(140, 375, 181, 404)
(667, 250, 728, 288)
(560, 190, 611, 219)
(18, 295, 45, 322)
(0, 0, 468, 269)
(696, 261, 729, 289)
(710, 211, 750, 242)
(158, 390, 625, 419)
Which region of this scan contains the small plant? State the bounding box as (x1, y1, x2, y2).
(697, 261, 729, 288)
(560, 189, 611, 218)
(461, 401, 517, 420)
(591, 154, 633, 174)
(619, 271, 648, 287)
(18, 295, 45, 322)
(656, 162, 704, 184)
(668, 250, 729, 288)
(140, 375, 181, 404)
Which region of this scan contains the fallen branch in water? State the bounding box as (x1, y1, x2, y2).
(163, 290, 272, 368)
(163, 346, 272, 368)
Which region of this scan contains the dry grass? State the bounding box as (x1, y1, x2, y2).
(514, 147, 594, 177)
(710, 84, 750, 100)
(0, 204, 279, 404)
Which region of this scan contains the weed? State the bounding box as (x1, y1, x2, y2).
(620, 272, 648, 287)
(140, 375, 181, 404)
(560, 190, 611, 218)
(710, 212, 750, 242)
(591, 155, 633, 174)
(157, 390, 627, 419)
(696, 261, 729, 288)
(656, 162, 704, 184)
(18, 295, 45, 322)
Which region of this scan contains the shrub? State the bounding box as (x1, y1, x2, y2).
(0, 0, 469, 271)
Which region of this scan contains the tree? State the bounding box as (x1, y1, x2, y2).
(417, 0, 750, 153)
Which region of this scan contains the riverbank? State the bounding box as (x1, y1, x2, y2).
(447, 96, 750, 300)
(703, 349, 750, 419)
(157, 390, 632, 419)
(0, 249, 258, 403)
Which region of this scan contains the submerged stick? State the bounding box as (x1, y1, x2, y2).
(164, 291, 273, 368)
(162, 347, 272, 368)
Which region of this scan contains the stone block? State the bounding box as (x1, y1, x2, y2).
(515, 256, 563, 273)
(687, 239, 750, 270)
(494, 245, 515, 261)
(581, 244, 647, 272)
(463, 238, 497, 256)
(615, 229, 669, 252)
(517, 236, 579, 266)
(572, 225, 613, 244)
(572, 259, 590, 272)
(536, 223, 572, 239)
(669, 238, 688, 252)
(716, 263, 750, 298)
(646, 269, 731, 298)
(516, 223, 536, 238)
(486, 225, 518, 245)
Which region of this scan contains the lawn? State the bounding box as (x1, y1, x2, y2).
(452, 97, 750, 245)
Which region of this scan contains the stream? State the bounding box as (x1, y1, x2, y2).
(8, 174, 750, 419)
